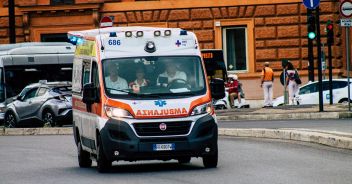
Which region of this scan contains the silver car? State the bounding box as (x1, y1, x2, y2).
(4, 81, 72, 128)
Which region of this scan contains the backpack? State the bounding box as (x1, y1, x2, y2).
(294, 70, 302, 84)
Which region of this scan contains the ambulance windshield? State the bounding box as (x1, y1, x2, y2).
(102, 56, 206, 99)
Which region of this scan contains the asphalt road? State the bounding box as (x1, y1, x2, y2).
(219, 119, 352, 133)
(1, 135, 352, 184)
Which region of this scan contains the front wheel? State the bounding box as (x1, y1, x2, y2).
(202, 148, 218, 168)
(4, 112, 17, 128)
(77, 141, 92, 168)
(43, 110, 57, 127)
(96, 135, 111, 173)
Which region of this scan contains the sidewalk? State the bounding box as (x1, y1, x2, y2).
(216, 104, 352, 121)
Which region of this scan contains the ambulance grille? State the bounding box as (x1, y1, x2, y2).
(133, 121, 192, 136)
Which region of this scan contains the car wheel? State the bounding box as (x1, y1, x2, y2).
(96, 135, 111, 173)
(77, 141, 92, 168)
(4, 112, 17, 128)
(43, 110, 57, 127)
(202, 147, 218, 168)
(178, 157, 191, 164)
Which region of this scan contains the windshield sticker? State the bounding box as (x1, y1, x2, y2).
(136, 108, 188, 117)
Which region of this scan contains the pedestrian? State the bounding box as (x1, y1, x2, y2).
(261, 62, 274, 107)
(285, 62, 300, 105)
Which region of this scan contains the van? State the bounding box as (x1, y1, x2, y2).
(69, 27, 224, 172)
(0, 42, 74, 122)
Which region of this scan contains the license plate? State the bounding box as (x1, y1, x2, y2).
(153, 143, 175, 151)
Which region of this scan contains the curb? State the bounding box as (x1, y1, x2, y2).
(1, 127, 351, 150)
(219, 128, 352, 150)
(0, 127, 72, 136)
(217, 111, 352, 121)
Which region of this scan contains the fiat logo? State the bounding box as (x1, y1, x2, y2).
(159, 123, 167, 131)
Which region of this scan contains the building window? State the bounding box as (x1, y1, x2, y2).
(51, 0, 74, 5)
(222, 27, 248, 72)
(41, 33, 69, 42)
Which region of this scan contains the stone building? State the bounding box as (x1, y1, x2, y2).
(0, 0, 350, 99)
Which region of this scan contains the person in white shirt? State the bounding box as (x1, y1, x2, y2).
(157, 61, 187, 86)
(105, 63, 128, 91)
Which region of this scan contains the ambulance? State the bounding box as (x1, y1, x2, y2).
(68, 27, 224, 172)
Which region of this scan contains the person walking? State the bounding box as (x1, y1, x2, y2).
(285, 62, 300, 105)
(261, 62, 274, 107)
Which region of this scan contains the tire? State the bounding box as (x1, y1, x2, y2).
(4, 112, 17, 128)
(42, 110, 57, 127)
(96, 135, 111, 173)
(77, 141, 92, 168)
(202, 148, 218, 168)
(178, 157, 191, 164)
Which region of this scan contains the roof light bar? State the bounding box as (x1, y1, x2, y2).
(154, 31, 161, 37)
(136, 31, 144, 37)
(125, 31, 132, 37)
(164, 30, 171, 36)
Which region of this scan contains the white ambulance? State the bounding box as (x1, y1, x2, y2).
(68, 27, 224, 172)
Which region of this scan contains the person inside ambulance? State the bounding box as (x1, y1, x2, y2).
(129, 65, 149, 93)
(157, 59, 187, 88)
(105, 62, 128, 91)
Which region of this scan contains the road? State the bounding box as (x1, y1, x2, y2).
(219, 119, 352, 133)
(1, 135, 352, 184)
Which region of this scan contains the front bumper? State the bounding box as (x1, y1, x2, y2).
(100, 114, 218, 161)
(56, 109, 72, 125)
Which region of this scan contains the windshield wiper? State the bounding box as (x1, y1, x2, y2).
(105, 88, 139, 96)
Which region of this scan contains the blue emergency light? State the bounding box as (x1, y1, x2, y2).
(109, 32, 117, 37)
(180, 30, 188, 36)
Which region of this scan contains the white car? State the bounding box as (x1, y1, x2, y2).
(273, 79, 352, 106)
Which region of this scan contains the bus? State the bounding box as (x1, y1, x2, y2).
(0, 42, 74, 121)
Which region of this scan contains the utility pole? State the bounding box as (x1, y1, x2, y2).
(8, 0, 16, 43)
(316, 8, 324, 112)
(307, 9, 315, 82)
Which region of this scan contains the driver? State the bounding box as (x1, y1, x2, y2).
(157, 60, 187, 86)
(105, 62, 128, 90)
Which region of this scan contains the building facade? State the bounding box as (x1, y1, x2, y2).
(0, 0, 351, 99)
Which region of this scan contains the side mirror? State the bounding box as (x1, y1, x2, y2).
(82, 83, 99, 105)
(210, 78, 225, 100)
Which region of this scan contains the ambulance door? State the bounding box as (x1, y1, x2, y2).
(88, 60, 101, 150)
(80, 59, 96, 151)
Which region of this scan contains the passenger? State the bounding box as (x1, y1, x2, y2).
(157, 60, 187, 86)
(105, 63, 128, 90)
(225, 74, 243, 108)
(129, 66, 149, 93)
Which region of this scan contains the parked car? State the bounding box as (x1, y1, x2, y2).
(4, 81, 72, 127)
(273, 79, 352, 106)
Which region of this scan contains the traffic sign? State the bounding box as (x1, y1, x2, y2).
(303, 0, 320, 9)
(100, 16, 113, 28)
(341, 19, 352, 26)
(340, 0, 352, 18)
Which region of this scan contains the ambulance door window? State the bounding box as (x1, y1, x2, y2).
(82, 59, 91, 88)
(91, 61, 100, 93)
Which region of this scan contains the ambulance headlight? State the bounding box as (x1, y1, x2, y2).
(164, 30, 171, 36)
(136, 31, 144, 37)
(105, 106, 133, 119)
(191, 102, 213, 116)
(144, 41, 156, 53)
(154, 30, 161, 37)
(125, 31, 132, 37)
